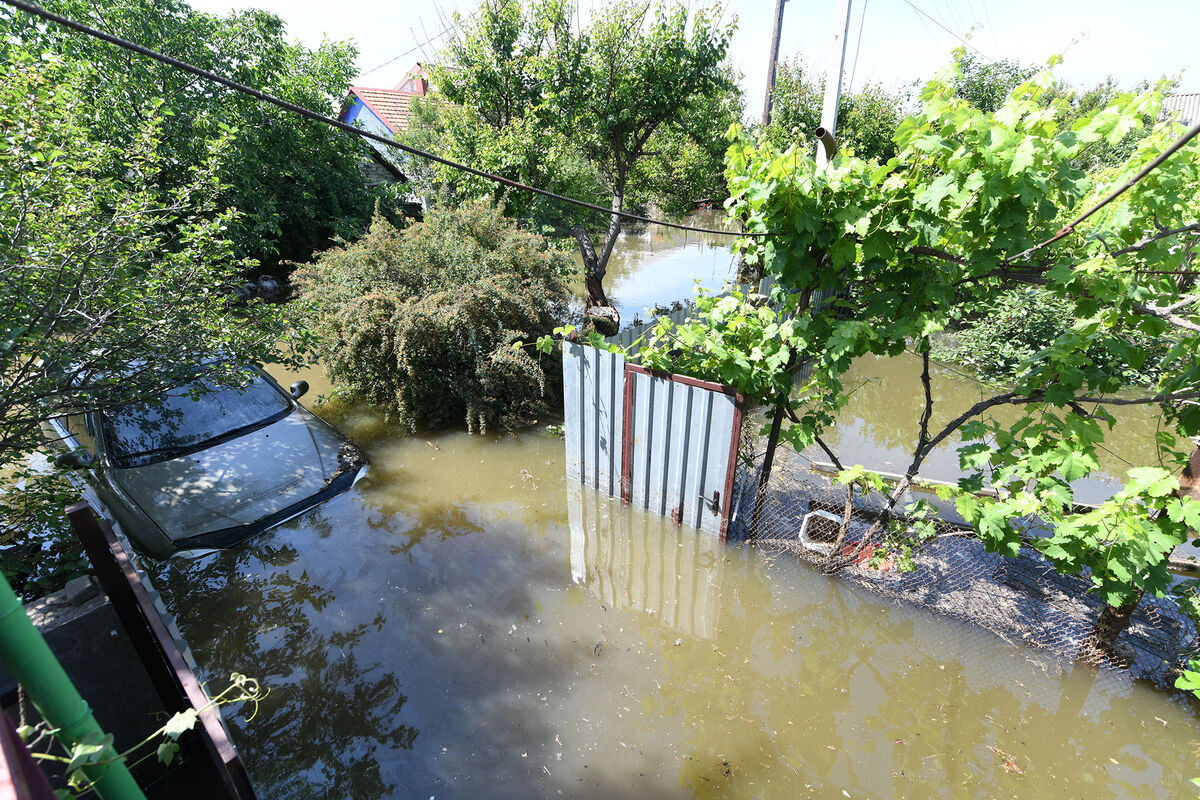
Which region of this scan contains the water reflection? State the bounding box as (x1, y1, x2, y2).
(567, 482, 724, 639)
(570, 211, 736, 324)
(154, 424, 1200, 800)
(810, 353, 1168, 505)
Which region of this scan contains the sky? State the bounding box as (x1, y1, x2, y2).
(187, 0, 1200, 121)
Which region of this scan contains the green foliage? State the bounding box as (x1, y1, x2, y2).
(0, 467, 86, 602)
(295, 201, 571, 433)
(0, 56, 300, 465)
(636, 290, 800, 402)
(940, 286, 1170, 385)
(951, 52, 1036, 113)
(640, 58, 1200, 623)
(761, 59, 909, 162)
(1, 0, 388, 270)
(22, 672, 266, 798)
(403, 0, 738, 300)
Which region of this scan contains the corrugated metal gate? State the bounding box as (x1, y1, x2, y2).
(563, 342, 744, 537)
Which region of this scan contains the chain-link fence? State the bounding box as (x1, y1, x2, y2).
(727, 418, 1198, 690)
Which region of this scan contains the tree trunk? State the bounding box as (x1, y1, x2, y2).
(1079, 592, 1142, 668)
(572, 224, 610, 308)
(572, 184, 626, 309)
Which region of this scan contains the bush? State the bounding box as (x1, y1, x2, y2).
(939, 287, 1170, 386)
(294, 201, 572, 432)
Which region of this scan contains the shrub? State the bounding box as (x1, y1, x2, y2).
(939, 287, 1170, 385)
(294, 201, 572, 432)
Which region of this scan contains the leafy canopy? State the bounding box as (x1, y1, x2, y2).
(1, 0, 392, 270)
(0, 55, 300, 465)
(638, 56, 1200, 610)
(401, 0, 739, 307)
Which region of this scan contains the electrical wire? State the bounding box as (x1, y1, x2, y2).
(357, 25, 454, 80)
(0, 0, 762, 239)
(901, 0, 993, 63)
(846, 0, 868, 95)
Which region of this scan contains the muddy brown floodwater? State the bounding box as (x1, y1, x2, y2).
(154, 380, 1199, 800)
(153, 220, 1197, 798)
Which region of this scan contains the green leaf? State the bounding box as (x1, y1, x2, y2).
(163, 708, 198, 739)
(958, 442, 992, 470)
(157, 740, 181, 766)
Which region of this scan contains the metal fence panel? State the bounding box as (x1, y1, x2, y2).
(562, 342, 625, 496)
(564, 344, 744, 537)
(624, 366, 741, 537)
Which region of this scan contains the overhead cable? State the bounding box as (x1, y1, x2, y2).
(901, 0, 993, 63)
(357, 25, 454, 80)
(0, 0, 758, 238)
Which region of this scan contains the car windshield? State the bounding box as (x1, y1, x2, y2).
(102, 369, 292, 466)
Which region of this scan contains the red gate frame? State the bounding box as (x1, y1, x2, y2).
(620, 363, 745, 538)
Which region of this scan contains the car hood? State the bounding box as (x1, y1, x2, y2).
(113, 410, 347, 541)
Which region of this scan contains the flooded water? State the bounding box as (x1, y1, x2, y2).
(571, 211, 736, 325)
(155, 411, 1199, 799)
(814, 353, 1169, 506)
(148, 229, 1200, 798)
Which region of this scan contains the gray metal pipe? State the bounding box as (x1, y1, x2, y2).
(814, 127, 837, 161)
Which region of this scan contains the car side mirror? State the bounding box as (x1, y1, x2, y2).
(55, 450, 94, 470)
(289, 380, 309, 400)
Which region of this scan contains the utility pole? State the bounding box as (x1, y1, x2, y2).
(816, 0, 854, 167)
(750, 0, 858, 540)
(761, 0, 787, 127)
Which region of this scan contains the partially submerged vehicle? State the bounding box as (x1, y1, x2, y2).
(47, 365, 366, 558)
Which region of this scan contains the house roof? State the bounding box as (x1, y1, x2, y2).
(1164, 93, 1200, 126)
(348, 86, 422, 134)
(345, 64, 430, 134)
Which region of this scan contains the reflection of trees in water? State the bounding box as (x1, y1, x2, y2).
(154, 490, 589, 799)
(159, 540, 416, 800)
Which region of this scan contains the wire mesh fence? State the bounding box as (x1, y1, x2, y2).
(727, 418, 1198, 690)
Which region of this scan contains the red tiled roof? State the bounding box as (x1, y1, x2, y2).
(349, 86, 423, 134)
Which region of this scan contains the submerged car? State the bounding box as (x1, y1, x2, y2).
(47, 365, 366, 558)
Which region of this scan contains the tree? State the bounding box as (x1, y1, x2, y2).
(951, 52, 1036, 113)
(401, 0, 736, 329)
(293, 200, 572, 433)
(0, 57, 300, 589)
(1, 0, 390, 272)
(759, 59, 909, 163)
(549, 1, 734, 315)
(635, 57, 1200, 663)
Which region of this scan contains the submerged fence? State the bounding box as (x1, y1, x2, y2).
(562, 342, 744, 537)
(727, 419, 1199, 689)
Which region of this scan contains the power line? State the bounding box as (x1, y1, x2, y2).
(0, 0, 760, 239)
(357, 25, 454, 80)
(847, 0, 868, 94)
(901, 0, 993, 63)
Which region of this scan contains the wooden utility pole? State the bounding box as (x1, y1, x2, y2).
(762, 0, 787, 127)
(816, 0, 854, 167)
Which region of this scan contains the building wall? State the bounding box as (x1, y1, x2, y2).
(342, 99, 398, 161)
